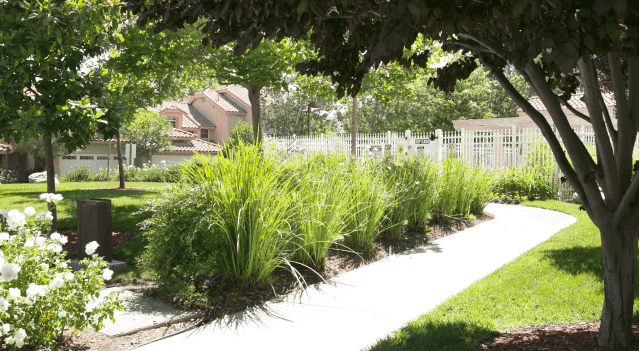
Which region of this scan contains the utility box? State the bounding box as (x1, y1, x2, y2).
(77, 199, 112, 262)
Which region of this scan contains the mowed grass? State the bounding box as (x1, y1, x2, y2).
(367, 200, 639, 351)
(0, 181, 168, 232)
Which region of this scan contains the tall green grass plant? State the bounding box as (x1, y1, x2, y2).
(182, 146, 295, 288)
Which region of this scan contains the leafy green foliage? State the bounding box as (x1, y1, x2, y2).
(137, 185, 221, 305)
(223, 122, 255, 155)
(122, 110, 174, 160)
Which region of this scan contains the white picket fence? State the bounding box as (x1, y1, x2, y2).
(265, 125, 639, 200)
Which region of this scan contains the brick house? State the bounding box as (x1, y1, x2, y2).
(453, 92, 616, 131)
(156, 85, 253, 144)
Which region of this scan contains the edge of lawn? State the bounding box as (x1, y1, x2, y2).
(365, 200, 639, 351)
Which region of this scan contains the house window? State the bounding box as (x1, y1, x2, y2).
(167, 117, 176, 128)
(200, 129, 209, 139)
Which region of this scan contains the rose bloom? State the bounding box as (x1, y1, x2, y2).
(23, 207, 36, 216)
(85, 241, 100, 255)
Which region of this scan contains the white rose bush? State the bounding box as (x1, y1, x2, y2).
(0, 194, 122, 349)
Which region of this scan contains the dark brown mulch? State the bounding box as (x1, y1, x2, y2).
(478, 322, 639, 351)
(57, 230, 136, 254)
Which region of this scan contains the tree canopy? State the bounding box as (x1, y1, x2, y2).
(124, 0, 638, 349)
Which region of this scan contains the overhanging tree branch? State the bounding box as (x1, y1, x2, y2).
(557, 94, 591, 123)
(486, 61, 592, 215)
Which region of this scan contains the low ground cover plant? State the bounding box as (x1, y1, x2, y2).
(0, 194, 121, 349)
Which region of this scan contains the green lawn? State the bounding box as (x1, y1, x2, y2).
(367, 200, 639, 351)
(0, 181, 169, 232)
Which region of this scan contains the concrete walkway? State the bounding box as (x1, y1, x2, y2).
(133, 203, 576, 351)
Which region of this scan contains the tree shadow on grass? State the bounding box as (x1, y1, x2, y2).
(543, 246, 604, 281)
(544, 246, 639, 323)
(367, 321, 495, 351)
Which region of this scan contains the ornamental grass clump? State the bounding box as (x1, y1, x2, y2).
(290, 162, 350, 271)
(342, 162, 390, 254)
(0, 195, 121, 349)
(182, 145, 296, 288)
(433, 158, 493, 222)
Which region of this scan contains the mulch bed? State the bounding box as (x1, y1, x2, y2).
(57, 230, 136, 254)
(478, 322, 639, 351)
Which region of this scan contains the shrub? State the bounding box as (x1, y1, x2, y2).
(494, 165, 555, 201)
(0, 168, 17, 184)
(60, 166, 95, 182)
(137, 184, 220, 307)
(0, 194, 121, 349)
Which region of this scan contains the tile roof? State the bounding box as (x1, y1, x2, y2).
(156, 101, 215, 128)
(218, 93, 246, 112)
(200, 89, 245, 112)
(168, 129, 197, 139)
(222, 85, 251, 106)
(170, 139, 223, 153)
(517, 92, 616, 112)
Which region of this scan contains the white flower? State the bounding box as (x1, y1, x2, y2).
(22, 298, 33, 306)
(23, 207, 36, 216)
(0, 209, 8, 218)
(6, 210, 26, 229)
(39, 193, 63, 204)
(47, 244, 63, 253)
(50, 232, 61, 240)
(59, 262, 68, 269)
(64, 272, 74, 281)
(59, 235, 68, 244)
(7, 288, 21, 300)
(102, 268, 114, 281)
(58, 311, 67, 318)
(415, 181, 420, 185)
(5, 336, 14, 345)
(39, 263, 49, 271)
(1, 323, 10, 334)
(14, 328, 26, 342)
(49, 274, 65, 290)
(85, 299, 98, 312)
(15, 339, 25, 348)
(0, 297, 9, 311)
(0, 232, 10, 242)
(44, 211, 53, 221)
(1, 263, 21, 282)
(85, 241, 99, 255)
(35, 237, 46, 245)
(24, 239, 34, 247)
(26, 283, 47, 298)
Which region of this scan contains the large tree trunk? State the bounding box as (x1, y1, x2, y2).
(116, 130, 125, 189)
(246, 84, 263, 142)
(598, 207, 639, 350)
(42, 134, 57, 234)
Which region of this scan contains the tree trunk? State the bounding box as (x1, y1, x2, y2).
(116, 130, 125, 189)
(246, 84, 263, 142)
(42, 134, 57, 235)
(598, 207, 639, 350)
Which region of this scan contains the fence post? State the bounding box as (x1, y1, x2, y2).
(404, 130, 411, 157)
(511, 126, 517, 167)
(435, 129, 443, 162)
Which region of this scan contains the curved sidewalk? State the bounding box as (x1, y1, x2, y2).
(134, 203, 576, 351)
